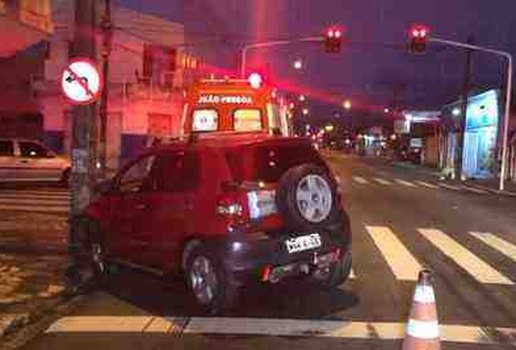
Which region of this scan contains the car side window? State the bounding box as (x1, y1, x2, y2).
(118, 155, 156, 194)
(154, 151, 200, 192)
(0, 140, 14, 156)
(19, 141, 52, 158)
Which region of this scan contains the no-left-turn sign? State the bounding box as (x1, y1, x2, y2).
(61, 58, 103, 105)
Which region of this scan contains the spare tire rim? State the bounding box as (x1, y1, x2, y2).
(190, 256, 218, 305)
(296, 174, 333, 223)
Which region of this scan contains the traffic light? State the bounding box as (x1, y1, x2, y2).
(408, 24, 429, 53)
(325, 27, 343, 53)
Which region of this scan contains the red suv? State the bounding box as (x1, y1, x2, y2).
(81, 133, 352, 313)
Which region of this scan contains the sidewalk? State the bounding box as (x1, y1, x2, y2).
(0, 252, 68, 339)
(0, 212, 69, 340)
(391, 161, 516, 196)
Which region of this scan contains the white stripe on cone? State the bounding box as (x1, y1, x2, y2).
(406, 319, 439, 339)
(413, 285, 435, 304)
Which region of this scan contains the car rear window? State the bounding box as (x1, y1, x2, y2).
(226, 142, 325, 183)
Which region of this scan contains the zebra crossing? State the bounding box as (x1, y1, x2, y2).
(351, 175, 499, 196)
(351, 225, 515, 286)
(0, 188, 70, 214)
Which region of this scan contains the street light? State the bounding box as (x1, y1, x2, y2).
(302, 108, 309, 116)
(293, 59, 303, 70)
(452, 107, 461, 116)
(343, 99, 352, 110)
(325, 124, 334, 132)
(299, 94, 306, 102)
(384, 107, 390, 113)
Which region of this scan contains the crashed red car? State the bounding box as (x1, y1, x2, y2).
(80, 133, 352, 313)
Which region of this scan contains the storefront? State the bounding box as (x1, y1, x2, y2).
(462, 90, 499, 179)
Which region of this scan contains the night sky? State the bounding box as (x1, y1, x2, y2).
(121, 0, 516, 117)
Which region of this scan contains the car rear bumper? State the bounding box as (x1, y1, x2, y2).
(218, 213, 351, 286)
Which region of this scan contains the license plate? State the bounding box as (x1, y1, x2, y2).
(285, 233, 322, 253)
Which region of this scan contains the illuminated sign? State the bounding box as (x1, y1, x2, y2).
(197, 95, 253, 104)
(466, 90, 499, 130)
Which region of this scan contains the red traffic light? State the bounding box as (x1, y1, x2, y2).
(408, 24, 429, 53)
(325, 26, 343, 53)
(409, 24, 429, 38)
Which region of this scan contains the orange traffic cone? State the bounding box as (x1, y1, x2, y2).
(402, 269, 441, 350)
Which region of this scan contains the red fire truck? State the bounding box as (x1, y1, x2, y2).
(181, 73, 292, 137)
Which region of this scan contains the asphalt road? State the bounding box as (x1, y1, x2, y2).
(3, 154, 516, 349)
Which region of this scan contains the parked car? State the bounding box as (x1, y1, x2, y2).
(81, 133, 352, 313)
(0, 138, 70, 183)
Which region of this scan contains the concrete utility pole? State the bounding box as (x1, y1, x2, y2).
(455, 37, 473, 181)
(68, 0, 97, 287)
(99, 0, 112, 177)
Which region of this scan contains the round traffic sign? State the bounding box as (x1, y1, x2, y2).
(61, 58, 103, 105)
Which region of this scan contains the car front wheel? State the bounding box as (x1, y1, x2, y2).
(185, 246, 238, 314)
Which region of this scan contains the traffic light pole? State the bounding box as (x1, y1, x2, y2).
(99, 0, 113, 178)
(240, 37, 323, 78)
(68, 0, 97, 288)
(429, 37, 513, 191)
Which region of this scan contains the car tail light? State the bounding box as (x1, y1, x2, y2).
(247, 189, 277, 220)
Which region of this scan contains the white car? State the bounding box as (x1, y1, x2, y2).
(0, 138, 70, 183)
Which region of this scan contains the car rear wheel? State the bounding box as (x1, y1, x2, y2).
(185, 245, 238, 314)
(60, 167, 70, 187)
(311, 250, 352, 288)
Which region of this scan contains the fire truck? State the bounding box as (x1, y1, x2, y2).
(181, 73, 293, 137)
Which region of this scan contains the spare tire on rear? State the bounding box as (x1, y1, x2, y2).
(276, 164, 341, 231)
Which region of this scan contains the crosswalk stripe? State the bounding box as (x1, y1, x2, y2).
(352, 176, 369, 185)
(0, 198, 69, 206)
(373, 177, 392, 185)
(0, 205, 69, 213)
(414, 180, 439, 189)
(469, 232, 516, 263)
(44, 315, 516, 345)
(365, 226, 422, 281)
(0, 190, 70, 197)
(394, 179, 417, 188)
(438, 183, 462, 191)
(418, 229, 513, 285)
(0, 194, 70, 201)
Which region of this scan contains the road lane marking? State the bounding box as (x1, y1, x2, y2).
(418, 229, 513, 285)
(352, 176, 369, 185)
(394, 179, 417, 188)
(438, 183, 462, 191)
(414, 181, 439, 189)
(373, 177, 392, 185)
(469, 232, 516, 263)
(462, 186, 488, 194)
(45, 315, 516, 345)
(365, 226, 422, 281)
